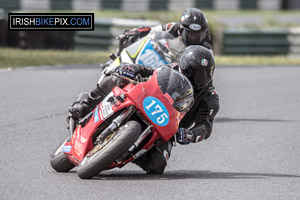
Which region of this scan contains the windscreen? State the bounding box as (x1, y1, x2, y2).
(156, 66, 194, 112)
(150, 31, 185, 64)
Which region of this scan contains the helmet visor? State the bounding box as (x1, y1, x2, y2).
(182, 29, 206, 45)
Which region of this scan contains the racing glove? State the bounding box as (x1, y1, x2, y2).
(124, 26, 151, 42)
(176, 128, 195, 145)
(118, 26, 151, 46)
(118, 63, 138, 80)
(125, 29, 140, 44)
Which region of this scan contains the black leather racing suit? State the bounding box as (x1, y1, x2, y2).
(179, 82, 219, 141)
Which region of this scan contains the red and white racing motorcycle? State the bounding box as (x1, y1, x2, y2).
(50, 66, 194, 179)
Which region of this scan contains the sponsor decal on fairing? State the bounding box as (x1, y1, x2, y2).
(94, 106, 100, 122)
(63, 145, 72, 153)
(99, 92, 114, 120)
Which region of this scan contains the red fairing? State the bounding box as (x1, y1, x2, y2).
(126, 71, 183, 142)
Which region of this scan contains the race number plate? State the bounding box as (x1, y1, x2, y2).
(143, 96, 169, 126)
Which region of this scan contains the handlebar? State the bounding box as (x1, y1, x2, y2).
(112, 73, 140, 85)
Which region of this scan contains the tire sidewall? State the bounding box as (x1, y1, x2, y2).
(77, 120, 141, 179)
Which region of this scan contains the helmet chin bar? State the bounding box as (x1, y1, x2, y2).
(182, 29, 206, 46)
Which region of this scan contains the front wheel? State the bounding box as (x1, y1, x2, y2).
(77, 120, 142, 179)
(50, 136, 75, 172)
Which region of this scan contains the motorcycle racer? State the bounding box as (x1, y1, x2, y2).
(117, 8, 213, 55)
(130, 45, 219, 174)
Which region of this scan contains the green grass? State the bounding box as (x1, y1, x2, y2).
(1, 48, 300, 69)
(216, 55, 300, 66)
(0, 48, 110, 69)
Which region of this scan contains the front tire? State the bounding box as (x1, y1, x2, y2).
(77, 120, 142, 179)
(50, 136, 75, 172)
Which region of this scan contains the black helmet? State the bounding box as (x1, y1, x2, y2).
(179, 45, 215, 89)
(179, 8, 208, 45)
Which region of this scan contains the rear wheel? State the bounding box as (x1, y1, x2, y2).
(50, 136, 75, 172)
(77, 120, 142, 179)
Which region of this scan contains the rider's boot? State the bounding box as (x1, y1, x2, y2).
(68, 85, 107, 121)
(133, 140, 173, 174)
(68, 73, 121, 121)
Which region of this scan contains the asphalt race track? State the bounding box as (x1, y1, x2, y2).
(0, 64, 299, 200)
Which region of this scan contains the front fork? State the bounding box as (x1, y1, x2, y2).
(96, 106, 136, 144)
